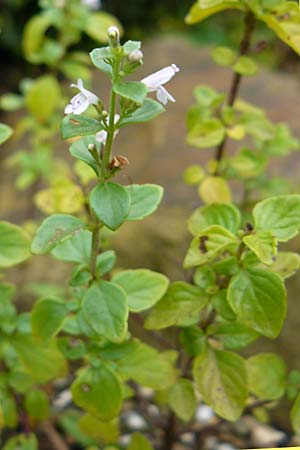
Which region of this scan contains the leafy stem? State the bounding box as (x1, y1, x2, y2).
(214, 10, 256, 174)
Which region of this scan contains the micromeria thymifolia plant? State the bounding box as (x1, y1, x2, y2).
(0, 26, 181, 450)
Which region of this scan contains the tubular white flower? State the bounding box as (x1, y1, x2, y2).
(96, 114, 120, 145)
(141, 64, 180, 105)
(64, 79, 99, 115)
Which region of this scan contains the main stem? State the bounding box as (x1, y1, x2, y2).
(90, 60, 118, 278)
(214, 11, 256, 173)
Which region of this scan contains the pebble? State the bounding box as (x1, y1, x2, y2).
(195, 404, 215, 424)
(53, 389, 72, 409)
(215, 443, 237, 450)
(139, 386, 154, 399)
(180, 432, 195, 445)
(119, 434, 131, 446)
(147, 404, 160, 417)
(123, 411, 147, 430)
(252, 425, 286, 447)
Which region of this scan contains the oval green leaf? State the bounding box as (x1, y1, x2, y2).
(90, 182, 131, 230)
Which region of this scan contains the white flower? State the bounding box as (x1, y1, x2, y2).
(64, 79, 99, 115)
(81, 0, 101, 9)
(141, 64, 180, 105)
(96, 114, 120, 145)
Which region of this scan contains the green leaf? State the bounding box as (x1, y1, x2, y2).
(71, 365, 122, 421)
(0, 123, 13, 145)
(84, 12, 122, 43)
(2, 434, 38, 450)
(61, 114, 103, 139)
(119, 99, 164, 125)
(52, 230, 92, 265)
(90, 47, 113, 76)
(0, 222, 30, 268)
(90, 182, 131, 231)
(112, 269, 169, 312)
(117, 340, 176, 389)
(212, 289, 236, 321)
(261, 3, 300, 55)
(22, 12, 53, 62)
(253, 195, 300, 242)
(233, 56, 258, 76)
(31, 214, 85, 255)
(61, 114, 103, 140)
(97, 250, 116, 276)
(69, 136, 100, 175)
(184, 225, 238, 268)
(243, 231, 277, 265)
(187, 118, 225, 148)
(12, 335, 67, 383)
(193, 347, 247, 421)
(214, 322, 259, 350)
(291, 391, 300, 433)
(193, 85, 225, 108)
(8, 371, 33, 394)
(128, 433, 154, 450)
(32, 297, 68, 341)
(183, 165, 205, 185)
(125, 184, 163, 220)
(188, 203, 241, 236)
(25, 75, 60, 123)
(25, 389, 49, 420)
(0, 93, 24, 112)
(82, 280, 128, 342)
(185, 0, 244, 24)
(230, 148, 267, 178)
(227, 267, 286, 338)
(268, 252, 300, 279)
(246, 353, 286, 400)
(79, 413, 119, 443)
(212, 46, 237, 66)
(1, 394, 18, 428)
(179, 326, 205, 357)
(123, 40, 141, 54)
(168, 379, 196, 421)
(145, 281, 208, 330)
(113, 81, 147, 105)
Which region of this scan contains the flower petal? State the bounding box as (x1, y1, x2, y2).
(156, 86, 175, 105)
(141, 64, 179, 90)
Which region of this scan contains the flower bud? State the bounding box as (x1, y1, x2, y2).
(107, 26, 120, 47)
(128, 49, 143, 63)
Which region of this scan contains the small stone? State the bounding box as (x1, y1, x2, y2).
(139, 386, 154, 399)
(180, 432, 195, 445)
(53, 389, 72, 409)
(204, 436, 218, 450)
(216, 443, 237, 450)
(250, 421, 286, 447)
(147, 404, 160, 417)
(124, 411, 147, 430)
(195, 404, 215, 424)
(119, 434, 131, 446)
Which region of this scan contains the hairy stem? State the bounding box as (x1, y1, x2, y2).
(214, 11, 256, 173)
(90, 216, 101, 279)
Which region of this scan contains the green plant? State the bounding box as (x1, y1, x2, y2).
(2, 2, 300, 449)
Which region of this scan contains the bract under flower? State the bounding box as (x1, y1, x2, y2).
(141, 64, 180, 105)
(64, 79, 99, 115)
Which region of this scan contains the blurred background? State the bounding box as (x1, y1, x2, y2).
(1, 0, 300, 431)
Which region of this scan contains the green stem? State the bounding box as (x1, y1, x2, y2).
(90, 55, 120, 277)
(90, 217, 101, 279)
